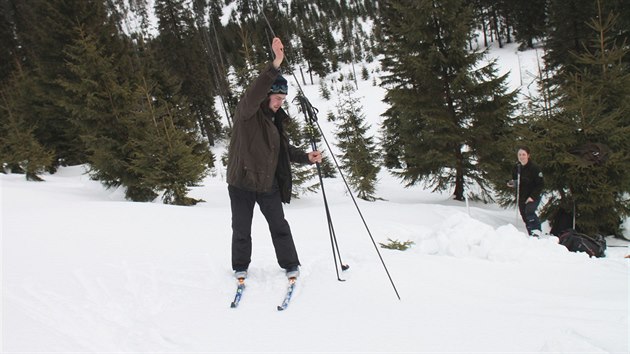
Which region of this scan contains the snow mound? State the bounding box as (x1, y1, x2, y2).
(412, 212, 577, 262)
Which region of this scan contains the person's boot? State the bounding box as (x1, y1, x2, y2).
(285, 266, 299, 279)
(234, 270, 248, 279)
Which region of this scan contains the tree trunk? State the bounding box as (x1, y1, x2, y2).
(453, 147, 465, 201)
(299, 66, 306, 86)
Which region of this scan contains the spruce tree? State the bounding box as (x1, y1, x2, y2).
(9, 0, 125, 167)
(380, 103, 403, 170)
(319, 80, 331, 100)
(154, 0, 222, 145)
(317, 148, 338, 179)
(60, 24, 212, 204)
(0, 73, 54, 180)
(379, 0, 516, 201)
(332, 82, 380, 201)
(308, 112, 337, 179)
(529, 5, 630, 236)
(361, 66, 369, 81)
(546, 0, 630, 82)
(128, 77, 211, 205)
(510, 0, 547, 49)
(128, 31, 214, 205)
(0, 0, 17, 87)
(300, 30, 330, 82)
(58, 27, 151, 198)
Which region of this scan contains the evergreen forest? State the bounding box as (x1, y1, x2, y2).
(1, 0, 629, 236)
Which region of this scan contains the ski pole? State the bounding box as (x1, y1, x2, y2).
(295, 94, 349, 281)
(516, 163, 521, 222)
(302, 95, 401, 300)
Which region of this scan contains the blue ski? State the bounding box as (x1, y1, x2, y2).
(277, 278, 297, 311)
(230, 278, 246, 308)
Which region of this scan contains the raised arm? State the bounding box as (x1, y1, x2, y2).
(234, 38, 285, 122)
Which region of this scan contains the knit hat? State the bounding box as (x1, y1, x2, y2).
(269, 75, 288, 95)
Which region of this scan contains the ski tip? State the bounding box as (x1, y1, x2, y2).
(341, 264, 350, 271)
(277, 305, 285, 311)
(230, 302, 237, 308)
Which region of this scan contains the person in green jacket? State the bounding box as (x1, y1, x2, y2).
(226, 37, 322, 280)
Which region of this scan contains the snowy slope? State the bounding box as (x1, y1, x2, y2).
(2, 43, 629, 353)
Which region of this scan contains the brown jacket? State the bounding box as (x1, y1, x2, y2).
(226, 63, 310, 203)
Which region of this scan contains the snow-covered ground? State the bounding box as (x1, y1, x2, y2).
(2, 43, 629, 353)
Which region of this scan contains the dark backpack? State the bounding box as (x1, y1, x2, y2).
(569, 142, 610, 166)
(558, 229, 606, 258)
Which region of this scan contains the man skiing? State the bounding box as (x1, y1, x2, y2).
(508, 146, 544, 236)
(226, 37, 322, 281)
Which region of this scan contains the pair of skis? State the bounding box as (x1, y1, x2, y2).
(230, 277, 297, 311)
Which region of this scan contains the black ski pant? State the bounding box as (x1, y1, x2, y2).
(229, 183, 300, 272)
(519, 199, 542, 235)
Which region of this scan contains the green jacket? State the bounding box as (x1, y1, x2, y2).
(226, 63, 310, 203)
